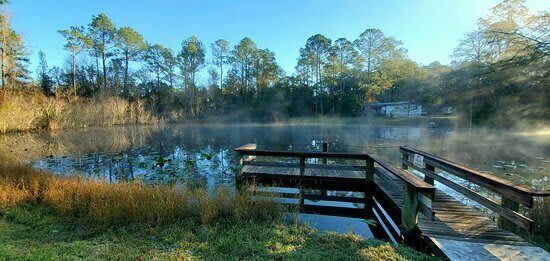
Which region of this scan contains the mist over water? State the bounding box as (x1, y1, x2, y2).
(2, 121, 548, 188)
(2, 120, 548, 237)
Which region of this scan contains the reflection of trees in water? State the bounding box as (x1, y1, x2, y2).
(4, 123, 548, 185)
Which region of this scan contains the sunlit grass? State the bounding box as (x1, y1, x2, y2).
(0, 161, 281, 226)
(0, 162, 438, 260)
(0, 206, 438, 260)
(0, 90, 158, 134)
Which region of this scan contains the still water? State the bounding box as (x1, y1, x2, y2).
(1, 121, 548, 238)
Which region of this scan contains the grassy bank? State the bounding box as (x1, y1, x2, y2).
(0, 206, 437, 260)
(0, 162, 437, 260)
(0, 90, 158, 134)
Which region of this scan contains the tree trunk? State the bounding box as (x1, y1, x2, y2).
(72, 53, 77, 97)
(220, 59, 223, 89)
(102, 36, 107, 91)
(1, 31, 5, 89)
(0, 19, 6, 90)
(124, 50, 129, 99)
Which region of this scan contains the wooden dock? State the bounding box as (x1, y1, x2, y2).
(234, 143, 550, 260)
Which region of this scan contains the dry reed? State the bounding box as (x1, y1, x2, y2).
(0, 161, 282, 226)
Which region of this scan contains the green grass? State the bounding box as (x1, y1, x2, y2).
(0, 161, 438, 260)
(0, 205, 438, 260)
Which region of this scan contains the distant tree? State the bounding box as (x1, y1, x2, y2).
(162, 47, 177, 88)
(453, 30, 492, 63)
(116, 27, 146, 98)
(58, 26, 91, 96)
(144, 43, 166, 91)
(211, 39, 229, 88)
(255, 48, 282, 90)
(36, 51, 53, 95)
(0, 14, 29, 89)
(179, 36, 205, 89)
(323, 38, 363, 114)
(297, 34, 331, 86)
(331, 38, 363, 75)
(229, 37, 259, 93)
(143, 43, 169, 114)
(88, 13, 116, 90)
(296, 34, 331, 114)
(49, 65, 63, 88)
(354, 29, 404, 85)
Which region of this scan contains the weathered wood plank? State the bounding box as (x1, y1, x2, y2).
(234, 148, 371, 160)
(235, 143, 257, 151)
(371, 155, 435, 193)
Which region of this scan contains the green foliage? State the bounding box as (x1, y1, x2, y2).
(5, 0, 550, 125)
(179, 36, 206, 88)
(0, 206, 438, 260)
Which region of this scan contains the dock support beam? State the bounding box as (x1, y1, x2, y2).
(299, 157, 305, 176)
(322, 142, 328, 164)
(498, 197, 519, 232)
(364, 157, 375, 215)
(424, 163, 435, 185)
(402, 153, 409, 170)
(401, 153, 420, 242)
(321, 142, 328, 196)
(402, 183, 419, 241)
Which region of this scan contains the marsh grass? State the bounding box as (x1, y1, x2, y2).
(0, 90, 158, 134)
(0, 162, 440, 260)
(0, 161, 281, 226)
(0, 206, 438, 260)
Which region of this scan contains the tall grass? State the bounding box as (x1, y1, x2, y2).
(0, 90, 158, 133)
(0, 161, 282, 226)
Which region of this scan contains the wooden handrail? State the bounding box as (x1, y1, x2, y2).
(400, 146, 547, 207)
(371, 155, 435, 192)
(234, 147, 371, 160)
(400, 146, 549, 231)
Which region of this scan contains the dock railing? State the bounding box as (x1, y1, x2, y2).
(234, 143, 435, 239)
(400, 146, 550, 232)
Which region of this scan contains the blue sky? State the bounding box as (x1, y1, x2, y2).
(6, 0, 548, 81)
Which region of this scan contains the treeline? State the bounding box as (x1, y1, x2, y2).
(1, 0, 549, 126)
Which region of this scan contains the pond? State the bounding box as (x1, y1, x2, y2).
(1, 120, 548, 238)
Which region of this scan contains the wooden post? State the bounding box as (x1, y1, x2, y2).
(321, 142, 328, 196)
(424, 163, 435, 185)
(401, 183, 419, 240)
(299, 187, 305, 209)
(364, 157, 375, 214)
(498, 197, 520, 232)
(322, 142, 328, 164)
(366, 157, 375, 183)
(402, 153, 409, 170)
(299, 156, 305, 176)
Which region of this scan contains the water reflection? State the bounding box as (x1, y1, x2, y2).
(1, 122, 548, 236)
(3, 123, 545, 184)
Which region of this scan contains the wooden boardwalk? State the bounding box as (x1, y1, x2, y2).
(235, 144, 550, 260)
(374, 176, 549, 260)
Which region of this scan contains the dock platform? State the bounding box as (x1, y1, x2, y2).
(234, 143, 550, 260)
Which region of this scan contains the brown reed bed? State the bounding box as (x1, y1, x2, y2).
(0, 161, 282, 226)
